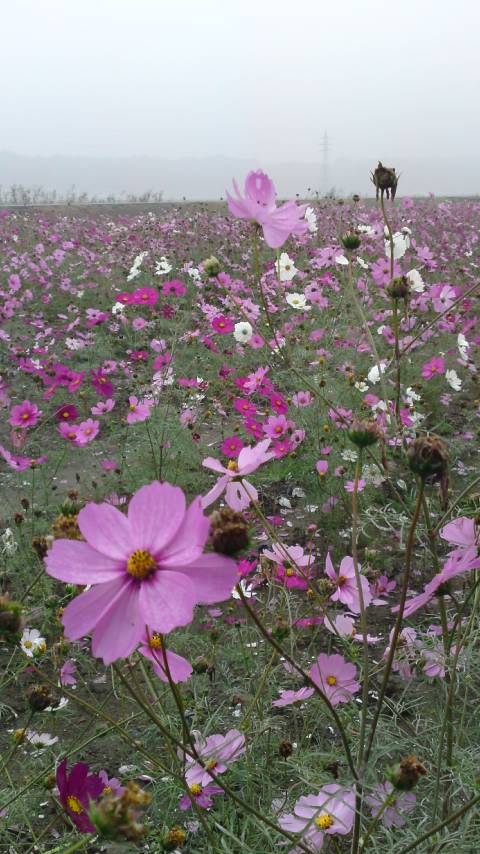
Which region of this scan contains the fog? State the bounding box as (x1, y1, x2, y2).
(1, 0, 480, 198)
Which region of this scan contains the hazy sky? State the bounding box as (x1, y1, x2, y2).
(2, 0, 480, 164)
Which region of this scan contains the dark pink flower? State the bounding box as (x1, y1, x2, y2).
(9, 400, 42, 429)
(56, 758, 103, 833)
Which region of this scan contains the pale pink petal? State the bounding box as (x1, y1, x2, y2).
(176, 553, 237, 604)
(128, 482, 185, 554)
(61, 576, 127, 639)
(46, 539, 124, 584)
(77, 502, 132, 560)
(141, 645, 192, 683)
(91, 582, 143, 664)
(160, 497, 210, 566)
(138, 572, 196, 634)
(225, 479, 256, 510)
(201, 475, 229, 509)
(202, 457, 229, 474)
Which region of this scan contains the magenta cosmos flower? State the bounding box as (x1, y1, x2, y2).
(179, 783, 223, 811)
(325, 554, 372, 613)
(279, 784, 355, 852)
(310, 653, 360, 706)
(45, 482, 237, 664)
(226, 170, 308, 249)
(182, 729, 246, 787)
(201, 438, 274, 511)
(56, 758, 104, 833)
(9, 400, 42, 429)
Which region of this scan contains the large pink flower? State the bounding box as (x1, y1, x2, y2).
(226, 170, 308, 249)
(45, 482, 237, 664)
(201, 438, 274, 511)
(309, 653, 360, 706)
(279, 784, 355, 851)
(440, 516, 478, 556)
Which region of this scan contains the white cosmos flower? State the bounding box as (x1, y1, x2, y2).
(1, 527, 18, 555)
(127, 251, 148, 281)
(112, 302, 126, 315)
(446, 369, 462, 390)
(187, 267, 201, 281)
(286, 292, 307, 310)
(20, 628, 46, 657)
(25, 730, 59, 748)
(406, 269, 424, 293)
(305, 207, 318, 233)
(357, 224, 374, 236)
(405, 387, 421, 404)
(457, 334, 469, 361)
(233, 321, 253, 344)
(335, 254, 349, 266)
(384, 230, 409, 260)
(367, 362, 387, 385)
(357, 257, 369, 270)
(354, 381, 369, 392)
(155, 256, 172, 276)
(276, 252, 297, 281)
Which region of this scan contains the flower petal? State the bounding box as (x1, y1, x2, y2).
(128, 482, 186, 554)
(77, 502, 132, 560)
(61, 576, 127, 639)
(160, 497, 210, 566)
(137, 572, 196, 634)
(91, 581, 143, 664)
(176, 553, 237, 605)
(46, 539, 124, 584)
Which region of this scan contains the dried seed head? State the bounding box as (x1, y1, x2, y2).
(27, 684, 54, 712)
(163, 827, 187, 850)
(209, 507, 249, 556)
(387, 755, 427, 791)
(279, 740, 293, 759)
(348, 419, 383, 448)
(407, 434, 449, 506)
(51, 514, 82, 540)
(0, 595, 22, 636)
(371, 162, 398, 199)
(387, 275, 410, 300)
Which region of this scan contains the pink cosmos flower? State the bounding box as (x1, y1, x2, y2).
(371, 575, 396, 604)
(366, 781, 416, 828)
(9, 400, 42, 429)
(76, 419, 100, 446)
(132, 287, 158, 307)
(91, 399, 115, 416)
(316, 460, 329, 476)
(211, 315, 234, 335)
(325, 554, 372, 613)
(272, 687, 314, 707)
(138, 632, 192, 684)
(395, 548, 480, 619)
(310, 653, 360, 706)
(421, 357, 445, 380)
(126, 396, 152, 424)
(324, 613, 380, 644)
(45, 482, 237, 664)
(55, 404, 79, 422)
(179, 784, 223, 811)
(201, 439, 274, 511)
(263, 543, 314, 590)
(99, 769, 124, 797)
(384, 627, 417, 680)
(226, 170, 308, 249)
(345, 479, 366, 493)
(60, 660, 77, 687)
(182, 729, 246, 787)
(292, 391, 312, 408)
(440, 516, 478, 556)
(90, 369, 114, 398)
(220, 435, 244, 458)
(263, 414, 288, 439)
(279, 784, 355, 851)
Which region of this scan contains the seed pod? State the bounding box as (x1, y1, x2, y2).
(279, 740, 293, 758)
(27, 684, 54, 712)
(387, 755, 427, 791)
(209, 508, 249, 555)
(348, 419, 382, 448)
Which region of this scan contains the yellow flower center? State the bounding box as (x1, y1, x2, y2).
(127, 549, 157, 580)
(23, 640, 33, 649)
(285, 568, 294, 577)
(190, 784, 202, 796)
(66, 795, 83, 815)
(207, 759, 218, 770)
(102, 786, 112, 795)
(315, 813, 334, 830)
(22, 413, 30, 420)
(14, 729, 26, 743)
(227, 461, 239, 472)
(130, 404, 137, 411)
(63, 412, 70, 418)
(149, 633, 162, 650)
(326, 675, 337, 686)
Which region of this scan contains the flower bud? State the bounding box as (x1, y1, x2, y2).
(202, 256, 221, 277)
(341, 231, 361, 251)
(407, 435, 449, 506)
(387, 275, 410, 300)
(347, 419, 382, 448)
(0, 595, 22, 636)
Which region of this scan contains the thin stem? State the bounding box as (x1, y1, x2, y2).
(395, 792, 480, 854)
(364, 479, 425, 762)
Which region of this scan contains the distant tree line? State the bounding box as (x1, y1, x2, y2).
(0, 185, 164, 205)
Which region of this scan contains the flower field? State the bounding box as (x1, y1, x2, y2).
(0, 172, 479, 853)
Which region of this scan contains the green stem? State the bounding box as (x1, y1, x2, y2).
(364, 479, 425, 762)
(395, 792, 480, 854)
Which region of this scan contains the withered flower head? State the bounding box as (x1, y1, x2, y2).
(51, 513, 82, 541)
(89, 781, 151, 841)
(32, 537, 49, 559)
(27, 684, 54, 712)
(0, 595, 22, 637)
(407, 434, 449, 507)
(371, 161, 398, 200)
(209, 507, 249, 555)
(163, 826, 187, 851)
(387, 275, 410, 301)
(279, 740, 293, 759)
(387, 755, 427, 791)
